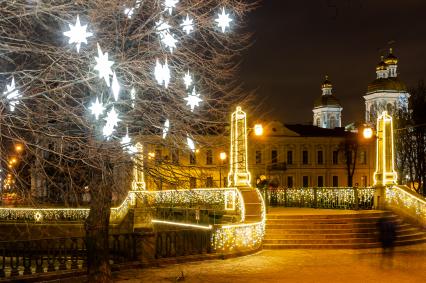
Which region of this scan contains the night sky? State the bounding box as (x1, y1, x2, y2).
(240, 0, 426, 124)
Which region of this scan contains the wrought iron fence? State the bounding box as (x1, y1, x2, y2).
(0, 233, 138, 279)
(155, 228, 212, 258)
(265, 187, 375, 209)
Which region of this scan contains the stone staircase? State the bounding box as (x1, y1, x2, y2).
(263, 210, 426, 249)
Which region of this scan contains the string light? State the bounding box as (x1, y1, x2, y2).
(130, 87, 136, 108)
(63, 15, 93, 53)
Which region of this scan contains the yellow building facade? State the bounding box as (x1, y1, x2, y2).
(143, 120, 375, 190)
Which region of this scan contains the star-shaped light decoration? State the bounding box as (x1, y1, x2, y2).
(121, 131, 138, 154)
(156, 18, 171, 33)
(183, 71, 193, 89)
(63, 15, 93, 53)
(181, 14, 194, 35)
(89, 97, 105, 120)
(187, 136, 195, 152)
(3, 77, 21, 112)
(154, 59, 171, 88)
(111, 72, 120, 101)
(124, 7, 135, 19)
(94, 43, 114, 87)
(102, 107, 120, 137)
(164, 0, 178, 15)
(215, 7, 232, 33)
(161, 31, 178, 53)
(162, 119, 170, 139)
(184, 87, 202, 111)
(130, 87, 136, 108)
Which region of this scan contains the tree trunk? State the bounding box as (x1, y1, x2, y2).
(85, 169, 113, 283)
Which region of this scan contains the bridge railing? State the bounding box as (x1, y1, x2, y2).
(0, 233, 138, 279)
(385, 185, 426, 229)
(264, 187, 375, 210)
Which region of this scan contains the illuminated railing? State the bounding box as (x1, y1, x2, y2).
(385, 185, 426, 228)
(0, 188, 244, 223)
(267, 187, 375, 209)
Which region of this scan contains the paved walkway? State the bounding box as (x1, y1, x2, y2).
(114, 244, 426, 283)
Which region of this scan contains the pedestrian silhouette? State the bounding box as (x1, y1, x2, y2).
(377, 216, 397, 268)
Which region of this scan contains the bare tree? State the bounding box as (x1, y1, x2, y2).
(0, 1, 256, 281)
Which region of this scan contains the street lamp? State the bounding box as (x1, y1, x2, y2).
(254, 124, 263, 136)
(363, 127, 373, 139)
(219, 152, 227, 187)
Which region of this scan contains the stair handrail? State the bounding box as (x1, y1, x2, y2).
(385, 185, 426, 229)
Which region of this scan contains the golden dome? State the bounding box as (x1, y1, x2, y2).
(384, 48, 398, 65)
(376, 56, 387, 71)
(367, 77, 407, 93)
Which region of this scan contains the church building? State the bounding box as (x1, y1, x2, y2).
(312, 76, 343, 129)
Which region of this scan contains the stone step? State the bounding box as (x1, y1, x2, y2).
(266, 212, 392, 220)
(265, 229, 423, 239)
(265, 223, 394, 229)
(263, 238, 426, 249)
(265, 217, 400, 225)
(263, 233, 426, 244)
(265, 225, 417, 236)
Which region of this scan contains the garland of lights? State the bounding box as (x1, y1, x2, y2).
(386, 186, 426, 220)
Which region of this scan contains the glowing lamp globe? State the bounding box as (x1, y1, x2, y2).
(254, 124, 263, 136)
(220, 152, 227, 161)
(363, 127, 373, 139)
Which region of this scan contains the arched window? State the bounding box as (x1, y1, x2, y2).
(316, 118, 321, 127)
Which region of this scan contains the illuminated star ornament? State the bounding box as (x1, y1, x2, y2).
(121, 131, 138, 154)
(215, 7, 232, 33)
(154, 59, 171, 88)
(103, 107, 120, 137)
(181, 14, 194, 35)
(183, 71, 192, 89)
(155, 18, 177, 53)
(124, 7, 135, 19)
(187, 136, 195, 152)
(89, 97, 104, 120)
(130, 88, 136, 108)
(111, 72, 120, 101)
(3, 77, 20, 111)
(94, 43, 114, 87)
(162, 119, 170, 139)
(63, 15, 93, 53)
(164, 0, 178, 15)
(184, 88, 202, 111)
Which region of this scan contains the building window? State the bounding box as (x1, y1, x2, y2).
(302, 150, 308, 165)
(223, 177, 228, 187)
(171, 148, 179, 164)
(317, 150, 323, 165)
(332, 176, 338, 187)
(189, 177, 197, 188)
(287, 176, 293, 188)
(255, 150, 262, 164)
(206, 177, 213, 187)
(287, 150, 293, 165)
(189, 152, 196, 165)
(302, 176, 309, 187)
(317, 176, 324, 187)
(360, 150, 367, 164)
(271, 150, 278, 164)
(206, 149, 213, 165)
(332, 151, 338, 165)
